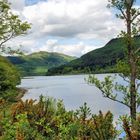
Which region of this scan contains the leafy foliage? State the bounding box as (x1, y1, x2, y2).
(0, 0, 31, 54)
(88, 0, 140, 128)
(122, 115, 140, 140)
(0, 96, 118, 140)
(0, 56, 20, 100)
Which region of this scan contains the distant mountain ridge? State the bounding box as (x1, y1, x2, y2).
(47, 36, 140, 75)
(7, 51, 76, 76)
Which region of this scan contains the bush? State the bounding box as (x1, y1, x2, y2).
(122, 115, 140, 139)
(0, 96, 118, 139)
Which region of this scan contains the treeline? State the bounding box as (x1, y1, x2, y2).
(47, 36, 140, 76)
(47, 65, 116, 75)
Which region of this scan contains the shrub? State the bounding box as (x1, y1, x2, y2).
(7, 96, 117, 140)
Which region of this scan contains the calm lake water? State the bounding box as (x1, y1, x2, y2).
(19, 74, 129, 121)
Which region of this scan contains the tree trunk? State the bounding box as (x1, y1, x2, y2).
(130, 58, 137, 122)
(126, 5, 137, 123)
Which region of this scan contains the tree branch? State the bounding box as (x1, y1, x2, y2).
(104, 95, 130, 108)
(131, 12, 140, 22)
(119, 73, 130, 83)
(135, 47, 140, 54)
(0, 32, 14, 48)
(118, 6, 127, 20)
(136, 55, 140, 63)
(99, 88, 130, 108)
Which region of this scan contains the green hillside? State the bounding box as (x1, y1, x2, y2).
(47, 36, 140, 75)
(7, 51, 76, 76)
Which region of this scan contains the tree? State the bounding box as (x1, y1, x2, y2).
(88, 0, 140, 125)
(0, 0, 30, 99)
(0, 56, 20, 100)
(0, 0, 31, 54)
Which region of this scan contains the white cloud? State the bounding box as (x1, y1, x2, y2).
(22, 0, 123, 40)
(7, 0, 125, 56)
(30, 39, 100, 57)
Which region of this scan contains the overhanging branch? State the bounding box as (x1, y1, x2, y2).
(99, 88, 130, 108)
(0, 32, 14, 48)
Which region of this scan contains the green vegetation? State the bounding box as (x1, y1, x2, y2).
(0, 96, 140, 140)
(88, 0, 140, 135)
(0, 56, 20, 101)
(122, 115, 140, 139)
(0, 0, 30, 100)
(1, 0, 140, 139)
(47, 36, 140, 75)
(0, 0, 30, 54)
(0, 96, 118, 140)
(7, 51, 76, 76)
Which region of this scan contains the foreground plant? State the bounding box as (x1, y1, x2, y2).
(122, 115, 140, 140)
(0, 96, 117, 140)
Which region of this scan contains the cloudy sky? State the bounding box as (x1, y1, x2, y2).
(8, 0, 140, 57)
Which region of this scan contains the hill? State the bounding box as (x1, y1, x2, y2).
(47, 36, 140, 75)
(7, 51, 76, 76)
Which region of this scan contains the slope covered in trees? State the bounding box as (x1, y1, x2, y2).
(0, 56, 20, 100)
(47, 36, 140, 75)
(7, 51, 76, 76)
